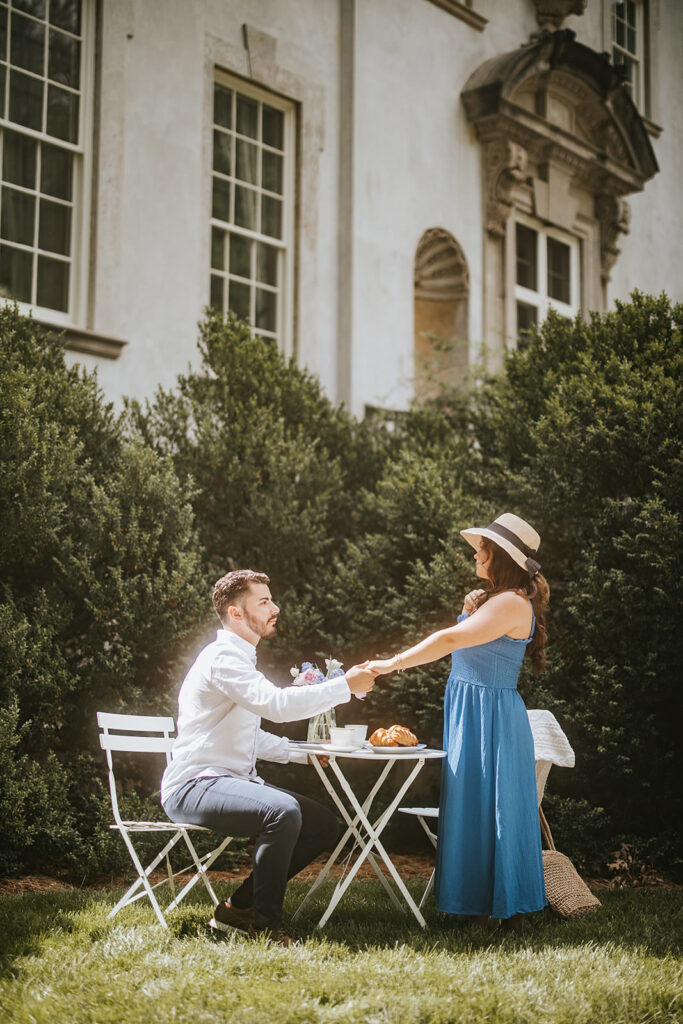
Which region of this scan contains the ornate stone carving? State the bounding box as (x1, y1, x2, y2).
(484, 140, 529, 237)
(595, 193, 631, 283)
(533, 0, 587, 33)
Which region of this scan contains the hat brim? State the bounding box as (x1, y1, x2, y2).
(460, 527, 529, 573)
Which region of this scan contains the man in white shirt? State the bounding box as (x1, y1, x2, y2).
(161, 569, 374, 945)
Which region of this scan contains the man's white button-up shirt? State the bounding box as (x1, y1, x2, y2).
(161, 630, 351, 804)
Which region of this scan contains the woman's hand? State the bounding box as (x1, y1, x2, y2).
(462, 588, 485, 615)
(366, 659, 396, 676)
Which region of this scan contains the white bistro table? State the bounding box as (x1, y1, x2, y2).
(288, 742, 445, 929)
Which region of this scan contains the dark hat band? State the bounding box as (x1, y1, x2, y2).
(486, 521, 537, 558)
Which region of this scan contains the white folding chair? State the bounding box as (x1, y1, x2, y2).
(98, 711, 234, 928)
(399, 709, 575, 908)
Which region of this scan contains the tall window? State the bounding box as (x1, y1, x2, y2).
(210, 74, 294, 348)
(515, 219, 580, 341)
(0, 0, 92, 323)
(612, 1, 644, 109)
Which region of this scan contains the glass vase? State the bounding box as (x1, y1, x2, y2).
(307, 707, 336, 743)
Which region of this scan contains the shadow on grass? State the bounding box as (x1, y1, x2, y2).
(0, 880, 680, 974)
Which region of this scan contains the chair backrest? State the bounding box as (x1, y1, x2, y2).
(97, 712, 176, 824)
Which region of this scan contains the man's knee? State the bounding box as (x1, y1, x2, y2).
(267, 794, 302, 837)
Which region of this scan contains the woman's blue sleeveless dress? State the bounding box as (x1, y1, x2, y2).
(434, 609, 547, 918)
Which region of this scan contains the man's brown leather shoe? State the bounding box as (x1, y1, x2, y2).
(209, 899, 254, 934)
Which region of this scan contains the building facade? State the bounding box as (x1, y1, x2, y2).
(1, 0, 680, 414)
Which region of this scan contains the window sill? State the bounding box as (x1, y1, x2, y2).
(37, 321, 128, 359)
(424, 0, 487, 31)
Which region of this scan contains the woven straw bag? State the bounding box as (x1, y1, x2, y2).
(540, 806, 601, 918)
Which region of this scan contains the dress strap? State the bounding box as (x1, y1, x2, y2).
(528, 600, 536, 640)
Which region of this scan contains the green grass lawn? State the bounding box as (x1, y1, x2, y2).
(0, 881, 681, 1024)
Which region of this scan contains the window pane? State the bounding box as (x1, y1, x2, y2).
(214, 83, 232, 130)
(516, 301, 538, 337)
(3, 128, 37, 189)
(210, 226, 224, 271)
(256, 242, 277, 285)
(547, 237, 571, 303)
(615, 15, 625, 46)
(229, 232, 250, 278)
(38, 196, 70, 254)
(627, 25, 636, 54)
(262, 150, 282, 194)
(210, 273, 223, 310)
(228, 279, 250, 320)
(48, 28, 79, 89)
(516, 224, 537, 290)
(0, 7, 8, 57)
(11, 11, 45, 76)
(9, 69, 43, 131)
(0, 67, 5, 119)
(236, 95, 257, 139)
(236, 138, 258, 185)
(1, 184, 35, 244)
(46, 83, 78, 142)
(261, 194, 281, 239)
(0, 242, 32, 300)
(262, 105, 283, 150)
(212, 128, 231, 176)
(211, 176, 231, 222)
(40, 141, 72, 199)
(234, 184, 257, 230)
(36, 253, 68, 310)
(255, 288, 276, 333)
(50, 0, 81, 36)
(14, 0, 46, 18)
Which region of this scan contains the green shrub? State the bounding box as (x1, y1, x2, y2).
(0, 307, 206, 877)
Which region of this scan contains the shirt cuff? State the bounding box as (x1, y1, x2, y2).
(329, 676, 352, 704)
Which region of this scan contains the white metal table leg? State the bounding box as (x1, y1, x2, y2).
(317, 756, 428, 928)
(292, 756, 399, 920)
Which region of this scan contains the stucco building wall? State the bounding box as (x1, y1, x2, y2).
(32, 0, 682, 415)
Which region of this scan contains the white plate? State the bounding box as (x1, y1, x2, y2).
(366, 743, 427, 754)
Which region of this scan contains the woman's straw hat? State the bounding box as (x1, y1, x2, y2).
(461, 512, 542, 577)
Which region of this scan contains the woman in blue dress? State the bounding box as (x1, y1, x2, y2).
(368, 513, 549, 929)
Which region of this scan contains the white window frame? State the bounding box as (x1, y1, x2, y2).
(514, 214, 581, 333)
(610, 0, 645, 111)
(209, 71, 295, 356)
(0, 0, 95, 328)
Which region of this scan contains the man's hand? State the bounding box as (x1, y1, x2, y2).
(308, 753, 330, 768)
(345, 661, 376, 695)
(463, 588, 485, 615)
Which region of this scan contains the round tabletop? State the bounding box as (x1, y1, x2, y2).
(288, 742, 445, 761)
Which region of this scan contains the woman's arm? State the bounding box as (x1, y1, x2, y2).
(369, 592, 528, 675)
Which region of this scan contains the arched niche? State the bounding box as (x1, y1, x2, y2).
(414, 228, 470, 397)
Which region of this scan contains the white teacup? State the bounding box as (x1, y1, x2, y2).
(344, 724, 368, 742)
(329, 726, 359, 748)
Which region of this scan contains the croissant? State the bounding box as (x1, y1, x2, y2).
(387, 724, 419, 747)
(368, 728, 396, 747)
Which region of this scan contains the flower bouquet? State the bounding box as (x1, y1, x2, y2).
(291, 658, 345, 742)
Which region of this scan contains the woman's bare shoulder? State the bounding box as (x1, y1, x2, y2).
(485, 590, 529, 610)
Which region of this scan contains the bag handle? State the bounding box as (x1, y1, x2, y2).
(539, 805, 556, 851)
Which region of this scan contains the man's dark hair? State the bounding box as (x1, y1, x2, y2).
(212, 569, 270, 624)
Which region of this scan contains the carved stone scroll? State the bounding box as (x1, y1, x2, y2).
(595, 193, 631, 283)
(484, 140, 529, 238)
